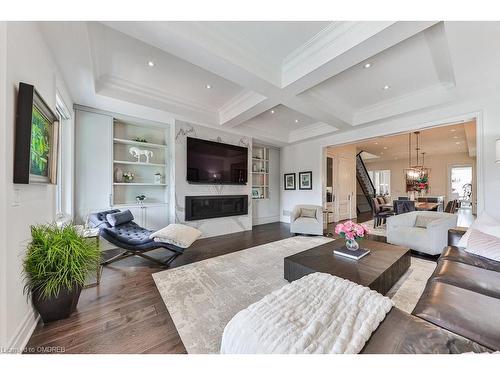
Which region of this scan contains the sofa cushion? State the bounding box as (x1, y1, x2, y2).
(414, 215, 438, 228)
(412, 281, 500, 351)
(383, 196, 391, 204)
(466, 229, 500, 261)
(457, 212, 500, 247)
(431, 260, 500, 299)
(300, 208, 316, 218)
(149, 223, 202, 249)
(106, 209, 134, 227)
(440, 246, 500, 272)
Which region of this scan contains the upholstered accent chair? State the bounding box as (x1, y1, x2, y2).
(290, 205, 323, 236)
(387, 211, 458, 256)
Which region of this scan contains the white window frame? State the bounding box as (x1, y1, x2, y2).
(55, 93, 72, 216)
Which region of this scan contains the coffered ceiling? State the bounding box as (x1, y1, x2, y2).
(38, 21, 500, 146)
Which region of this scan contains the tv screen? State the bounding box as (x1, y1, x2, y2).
(187, 137, 248, 184)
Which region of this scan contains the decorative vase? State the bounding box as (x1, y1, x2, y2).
(115, 168, 123, 183)
(345, 239, 359, 251)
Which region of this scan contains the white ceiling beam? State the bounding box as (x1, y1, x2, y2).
(101, 21, 441, 135)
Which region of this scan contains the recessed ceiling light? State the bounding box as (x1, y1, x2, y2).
(270, 110, 275, 114)
(453, 136, 459, 139)
(363, 63, 372, 69)
(205, 84, 212, 89)
(450, 129, 456, 132)
(380, 152, 384, 155)
(147, 61, 155, 67)
(383, 85, 390, 90)
(383, 146, 388, 150)
(374, 142, 379, 145)
(294, 119, 299, 123)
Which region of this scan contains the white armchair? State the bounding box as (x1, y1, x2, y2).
(290, 205, 323, 236)
(386, 211, 458, 256)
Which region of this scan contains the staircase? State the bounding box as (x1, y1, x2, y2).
(356, 151, 376, 213)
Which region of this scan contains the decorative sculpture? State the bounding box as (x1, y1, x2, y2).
(129, 146, 153, 163)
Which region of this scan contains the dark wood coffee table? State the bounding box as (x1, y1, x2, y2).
(284, 239, 410, 295)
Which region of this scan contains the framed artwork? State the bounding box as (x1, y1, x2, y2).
(252, 188, 260, 198)
(299, 171, 313, 190)
(284, 173, 296, 190)
(14, 82, 59, 184)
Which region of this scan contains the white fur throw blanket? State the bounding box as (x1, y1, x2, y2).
(220, 272, 394, 354)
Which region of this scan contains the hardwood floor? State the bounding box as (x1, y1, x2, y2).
(25, 222, 293, 354)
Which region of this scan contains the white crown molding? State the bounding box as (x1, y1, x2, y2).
(95, 75, 219, 124)
(352, 82, 457, 126)
(218, 90, 267, 125)
(288, 122, 338, 143)
(281, 21, 396, 88)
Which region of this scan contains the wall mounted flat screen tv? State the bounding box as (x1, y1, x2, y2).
(14, 82, 59, 184)
(187, 137, 248, 184)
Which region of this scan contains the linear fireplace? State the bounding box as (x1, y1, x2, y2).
(185, 195, 248, 221)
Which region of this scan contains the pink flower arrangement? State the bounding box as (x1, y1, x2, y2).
(334, 221, 369, 241)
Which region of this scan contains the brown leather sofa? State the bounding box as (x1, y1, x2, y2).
(362, 228, 499, 353)
(412, 228, 500, 351)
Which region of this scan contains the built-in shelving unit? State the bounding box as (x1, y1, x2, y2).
(112, 120, 168, 206)
(252, 145, 269, 199)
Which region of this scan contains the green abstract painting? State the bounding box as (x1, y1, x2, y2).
(30, 105, 51, 177)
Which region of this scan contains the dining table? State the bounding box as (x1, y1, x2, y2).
(381, 201, 440, 211)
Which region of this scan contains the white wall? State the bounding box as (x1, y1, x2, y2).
(252, 147, 281, 225)
(280, 94, 500, 222)
(280, 142, 324, 222)
(0, 22, 74, 351)
(173, 120, 253, 237)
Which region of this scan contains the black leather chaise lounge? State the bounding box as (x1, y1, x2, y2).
(89, 209, 185, 267)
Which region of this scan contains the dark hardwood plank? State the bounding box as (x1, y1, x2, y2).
(25, 222, 293, 354)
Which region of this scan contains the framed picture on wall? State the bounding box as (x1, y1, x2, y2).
(284, 173, 296, 190)
(299, 171, 312, 190)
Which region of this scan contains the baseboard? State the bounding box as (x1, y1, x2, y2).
(7, 306, 39, 353)
(252, 215, 280, 226)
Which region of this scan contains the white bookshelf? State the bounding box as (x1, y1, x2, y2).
(112, 120, 168, 206)
(252, 145, 269, 199)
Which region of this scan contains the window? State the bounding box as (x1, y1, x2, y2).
(55, 94, 72, 216)
(450, 165, 473, 201)
(368, 170, 391, 196)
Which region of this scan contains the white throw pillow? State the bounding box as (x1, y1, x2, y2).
(300, 208, 316, 218)
(414, 215, 438, 228)
(465, 229, 500, 261)
(457, 212, 500, 247)
(149, 223, 202, 248)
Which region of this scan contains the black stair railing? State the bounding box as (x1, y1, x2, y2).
(356, 151, 376, 211)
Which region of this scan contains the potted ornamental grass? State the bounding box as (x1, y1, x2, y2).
(23, 224, 100, 323)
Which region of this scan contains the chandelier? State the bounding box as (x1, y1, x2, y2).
(404, 131, 430, 192)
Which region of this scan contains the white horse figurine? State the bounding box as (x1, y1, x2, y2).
(129, 146, 153, 163)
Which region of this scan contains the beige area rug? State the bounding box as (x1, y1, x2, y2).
(363, 219, 387, 237)
(153, 236, 436, 354)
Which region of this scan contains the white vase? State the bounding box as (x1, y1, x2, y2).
(115, 168, 123, 183)
(154, 174, 162, 184)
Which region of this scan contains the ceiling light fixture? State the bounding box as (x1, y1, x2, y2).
(450, 129, 456, 132)
(455, 141, 461, 145)
(294, 119, 299, 123)
(205, 84, 212, 89)
(363, 63, 372, 69)
(383, 146, 388, 150)
(383, 85, 390, 90)
(147, 61, 155, 67)
(270, 110, 275, 114)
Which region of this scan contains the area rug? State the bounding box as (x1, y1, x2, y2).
(152, 236, 435, 354)
(363, 219, 387, 237)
